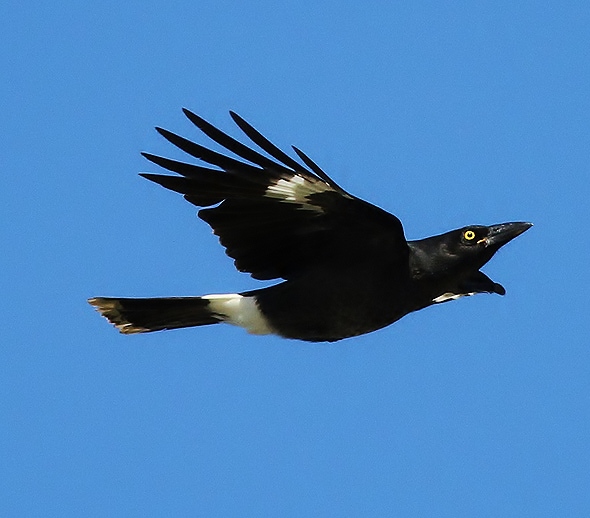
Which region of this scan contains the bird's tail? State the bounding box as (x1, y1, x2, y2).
(88, 296, 221, 334)
(88, 293, 273, 336)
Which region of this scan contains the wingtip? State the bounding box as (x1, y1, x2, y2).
(291, 145, 304, 158)
(181, 106, 198, 119)
(229, 110, 242, 122)
(140, 151, 163, 164)
(182, 107, 202, 125)
(229, 111, 250, 131)
(137, 172, 153, 181)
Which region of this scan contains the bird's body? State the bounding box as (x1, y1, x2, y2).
(89, 110, 531, 342)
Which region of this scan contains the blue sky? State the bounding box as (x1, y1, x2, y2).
(2, 1, 589, 516)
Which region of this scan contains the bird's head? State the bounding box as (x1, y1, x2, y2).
(409, 221, 532, 299)
(443, 222, 532, 264)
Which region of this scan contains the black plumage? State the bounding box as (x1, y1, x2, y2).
(89, 110, 531, 342)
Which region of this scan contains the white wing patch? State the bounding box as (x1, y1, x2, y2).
(265, 174, 332, 212)
(432, 292, 476, 304)
(203, 293, 274, 335)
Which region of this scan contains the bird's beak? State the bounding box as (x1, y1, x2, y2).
(482, 222, 533, 248)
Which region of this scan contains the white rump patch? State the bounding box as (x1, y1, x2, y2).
(432, 292, 476, 304)
(265, 174, 332, 211)
(203, 293, 274, 335)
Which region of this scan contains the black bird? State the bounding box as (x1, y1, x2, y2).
(89, 110, 531, 342)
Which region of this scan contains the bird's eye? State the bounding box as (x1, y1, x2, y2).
(464, 230, 476, 241)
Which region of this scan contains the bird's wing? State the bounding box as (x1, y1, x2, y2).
(141, 109, 408, 281)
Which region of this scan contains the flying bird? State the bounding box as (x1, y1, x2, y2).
(89, 110, 531, 342)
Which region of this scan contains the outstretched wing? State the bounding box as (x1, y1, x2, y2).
(141, 109, 408, 281)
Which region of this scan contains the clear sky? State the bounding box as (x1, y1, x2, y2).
(2, 1, 589, 516)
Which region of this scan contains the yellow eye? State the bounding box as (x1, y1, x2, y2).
(464, 230, 476, 241)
